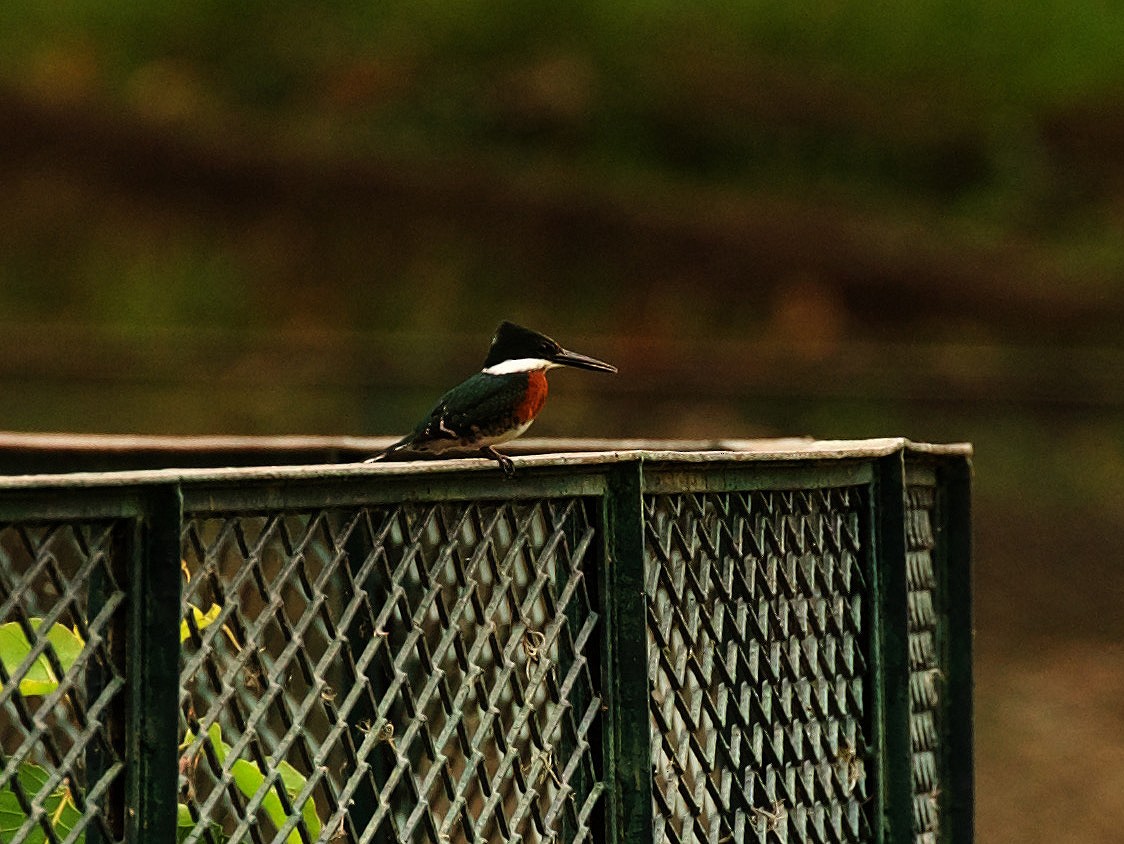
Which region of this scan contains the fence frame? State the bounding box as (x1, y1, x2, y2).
(0, 437, 972, 843)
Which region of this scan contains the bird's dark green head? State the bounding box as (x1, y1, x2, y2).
(484, 322, 558, 367)
(483, 321, 617, 374)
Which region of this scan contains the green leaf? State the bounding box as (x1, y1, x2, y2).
(206, 722, 226, 764)
(184, 723, 321, 842)
(273, 757, 322, 839)
(0, 619, 85, 697)
(178, 801, 226, 843)
(0, 762, 83, 843)
(180, 604, 222, 643)
(177, 801, 194, 828)
(177, 802, 194, 843)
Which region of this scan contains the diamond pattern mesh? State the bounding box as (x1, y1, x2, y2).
(906, 483, 941, 844)
(0, 521, 127, 844)
(645, 488, 873, 844)
(178, 499, 603, 844)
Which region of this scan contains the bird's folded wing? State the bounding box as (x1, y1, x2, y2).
(414, 373, 527, 440)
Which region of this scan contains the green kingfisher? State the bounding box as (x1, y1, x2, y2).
(368, 321, 617, 475)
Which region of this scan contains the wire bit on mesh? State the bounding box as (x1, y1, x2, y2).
(751, 800, 787, 832)
(522, 744, 562, 788)
(836, 744, 866, 795)
(521, 629, 549, 680)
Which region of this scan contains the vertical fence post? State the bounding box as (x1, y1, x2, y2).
(872, 452, 913, 844)
(941, 456, 974, 842)
(125, 483, 183, 841)
(602, 461, 653, 844)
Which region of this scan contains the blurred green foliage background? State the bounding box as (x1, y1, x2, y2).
(2, 3, 1123, 840)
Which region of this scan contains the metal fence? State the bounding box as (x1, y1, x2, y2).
(0, 437, 972, 844)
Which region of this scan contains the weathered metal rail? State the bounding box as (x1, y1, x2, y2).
(0, 437, 972, 843)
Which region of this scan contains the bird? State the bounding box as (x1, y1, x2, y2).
(367, 321, 617, 475)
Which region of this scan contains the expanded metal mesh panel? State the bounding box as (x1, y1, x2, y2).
(906, 483, 942, 844)
(645, 488, 873, 844)
(178, 499, 603, 844)
(0, 520, 127, 844)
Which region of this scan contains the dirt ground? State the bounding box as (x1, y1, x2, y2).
(974, 504, 1124, 843)
(976, 641, 1124, 843)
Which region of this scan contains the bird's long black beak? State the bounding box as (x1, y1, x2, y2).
(551, 348, 618, 373)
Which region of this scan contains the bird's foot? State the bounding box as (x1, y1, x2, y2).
(480, 446, 516, 478)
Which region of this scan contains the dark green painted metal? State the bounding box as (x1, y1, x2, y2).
(124, 484, 183, 842)
(644, 484, 875, 841)
(179, 469, 608, 514)
(602, 462, 654, 844)
(0, 444, 973, 843)
(900, 455, 974, 844)
(641, 459, 874, 494)
(0, 443, 367, 476)
(175, 498, 604, 842)
(939, 457, 974, 843)
(872, 453, 914, 844)
(0, 487, 146, 522)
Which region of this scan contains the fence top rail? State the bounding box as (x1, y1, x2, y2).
(0, 432, 967, 455)
(0, 435, 970, 490)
